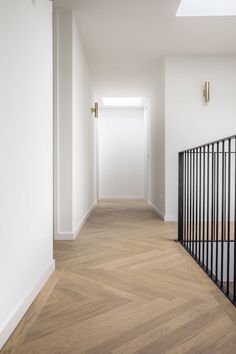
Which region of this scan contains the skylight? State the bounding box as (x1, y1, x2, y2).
(102, 97, 143, 107)
(176, 0, 236, 17)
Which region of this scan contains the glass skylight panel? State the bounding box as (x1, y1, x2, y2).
(176, 0, 236, 17)
(102, 97, 143, 107)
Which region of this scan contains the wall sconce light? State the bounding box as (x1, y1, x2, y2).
(91, 102, 99, 118)
(203, 81, 210, 102)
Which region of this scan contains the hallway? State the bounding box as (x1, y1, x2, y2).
(3, 201, 236, 353)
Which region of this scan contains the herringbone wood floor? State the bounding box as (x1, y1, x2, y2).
(2, 200, 236, 354)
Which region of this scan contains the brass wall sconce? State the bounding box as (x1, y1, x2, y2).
(203, 81, 210, 102)
(91, 102, 99, 118)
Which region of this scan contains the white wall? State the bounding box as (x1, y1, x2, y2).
(54, 7, 73, 235)
(72, 13, 96, 232)
(54, 7, 96, 240)
(148, 59, 165, 218)
(0, 0, 54, 349)
(165, 55, 236, 220)
(98, 108, 145, 199)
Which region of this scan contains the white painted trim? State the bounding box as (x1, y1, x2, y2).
(147, 201, 177, 222)
(53, 8, 60, 240)
(100, 196, 145, 201)
(73, 201, 97, 239)
(55, 201, 97, 240)
(147, 201, 165, 220)
(164, 215, 178, 222)
(54, 231, 74, 241)
(0, 260, 55, 350)
(95, 115, 100, 202)
(144, 104, 149, 202)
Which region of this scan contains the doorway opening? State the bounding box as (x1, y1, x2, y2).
(96, 97, 148, 201)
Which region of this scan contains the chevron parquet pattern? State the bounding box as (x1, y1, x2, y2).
(2, 200, 236, 354)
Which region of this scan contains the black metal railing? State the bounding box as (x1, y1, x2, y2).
(178, 135, 236, 306)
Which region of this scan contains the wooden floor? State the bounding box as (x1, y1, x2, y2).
(2, 200, 236, 354)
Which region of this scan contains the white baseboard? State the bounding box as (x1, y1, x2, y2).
(55, 201, 97, 240)
(147, 201, 177, 222)
(99, 196, 145, 201)
(147, 201, 165, 220)
(54, 231, 74, 241)
(73, 201, 97, 239)
(164, 215, 177, 222)
(0, 260, 55, 350)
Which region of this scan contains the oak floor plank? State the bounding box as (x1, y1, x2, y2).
(2, 200, 236, 354)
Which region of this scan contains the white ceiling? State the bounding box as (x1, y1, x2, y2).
(54, 0, 236, 96)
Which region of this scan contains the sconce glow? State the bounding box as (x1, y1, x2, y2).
(176, 0, 236, 17)
(102, 97, 143, 107)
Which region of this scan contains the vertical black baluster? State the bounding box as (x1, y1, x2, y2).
(203, 145, 206, 268)
(199, 147, 202, 264)
(185, 152, 188, 247)
(183, 152, 186, 245)
(193, 149, 196, 258)
(234, 138, 236, 303)
(211, 144, 215, 277)
(178, 152, 184, 242)
(196, 147, 199, 261)
(183, 152, 186, 244)
(227, 139, 231, 294)
(189, 150, 192, 252)
(185, 152, 187, 249)
(221, 141, 225, 288)
(216, 142, 219, 281)
(190, 150, 192, 253)
(207, 145, 210, 272)
(187, 151, 189, 250)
